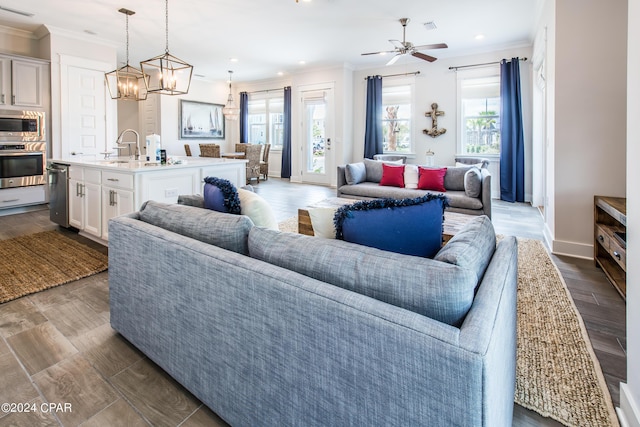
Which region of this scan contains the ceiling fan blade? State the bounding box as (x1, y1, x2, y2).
(389, 39, 405, 49)
(412, 42, 448, 51)
(386, 54, 402, 66)
(412, 51, 437, 62)
(361, 50, 396, 56)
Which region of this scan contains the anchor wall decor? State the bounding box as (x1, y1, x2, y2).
(423, 102, 446, 138)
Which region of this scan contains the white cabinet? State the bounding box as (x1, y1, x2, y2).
(101, 170, 135, 240)
(0, 55, 48, 108)
(137, 169, 200, 207)
(68, 166, 101, 238)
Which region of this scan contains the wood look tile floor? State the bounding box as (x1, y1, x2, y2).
(0, 179, 626, 426)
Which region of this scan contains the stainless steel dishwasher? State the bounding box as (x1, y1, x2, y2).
(47, 162, 70, 227)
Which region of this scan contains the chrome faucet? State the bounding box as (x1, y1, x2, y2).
(116, 129, 141, 160)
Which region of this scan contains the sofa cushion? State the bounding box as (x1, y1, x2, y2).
(345, 162, 366, 185)
(203, 177, 241, 214)
(443, 166, 475, 191)
(248, 227, 478, 326)
(364, 158, 403, 183)
(418, 167, 447, 192)
(435, 215, 496, 284)
(237, 188, 279, 230)
(404, 164, 419, 189)
(464, 167, 483, 198)
(138, 200, 254, 255)
(334, 195, 447, 258)
(379, 163, 405, 187)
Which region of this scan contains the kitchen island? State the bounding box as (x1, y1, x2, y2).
(48, 156, 246, 243)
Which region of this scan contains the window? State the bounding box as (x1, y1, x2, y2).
(382, 83, 412, 153)
(247, 95, 284, 149)
(460, 76, 500, 155)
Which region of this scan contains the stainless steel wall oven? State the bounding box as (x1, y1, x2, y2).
(0, 142, 46, 188)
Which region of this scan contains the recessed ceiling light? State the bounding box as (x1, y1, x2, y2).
(230, 58, 238, 62)
(277, 71, 284, 76)
(298, 60, 306, 65)
(475, 34, 485, 40)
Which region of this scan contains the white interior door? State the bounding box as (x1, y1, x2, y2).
(300, 88, 333, 185)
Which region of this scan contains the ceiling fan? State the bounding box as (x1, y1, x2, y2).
(362, 18, 448, 65)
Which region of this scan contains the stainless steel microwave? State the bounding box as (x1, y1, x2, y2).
(0, 109, 45, 142)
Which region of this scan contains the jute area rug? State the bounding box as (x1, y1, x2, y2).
(278, 217, 619, 427)
(514, 238, 619, 427)
(0, 230, 108, 304)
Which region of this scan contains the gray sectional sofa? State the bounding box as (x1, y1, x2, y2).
(337, 159, 492, 218)
(109, 201, 517, 426)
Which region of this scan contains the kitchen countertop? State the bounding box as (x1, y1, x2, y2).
(48, 156, 247, 173)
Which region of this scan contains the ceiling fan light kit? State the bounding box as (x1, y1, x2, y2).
(362, 18, 448, 65)
(140, 0, 193, 95)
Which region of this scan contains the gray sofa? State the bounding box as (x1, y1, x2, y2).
(109, 201, 517, 426)
(337, 159, 492, 218)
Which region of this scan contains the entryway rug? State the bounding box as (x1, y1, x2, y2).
(277, 218, 619, 426)
(0, 230, 108, 304)
(514, 238, 619, 427)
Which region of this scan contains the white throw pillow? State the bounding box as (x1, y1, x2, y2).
(404, 164, 419, 189)
(238, 188, 279, 230)
(308, 207, 337, 239)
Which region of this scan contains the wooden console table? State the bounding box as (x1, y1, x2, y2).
(594, 196, 626, 299)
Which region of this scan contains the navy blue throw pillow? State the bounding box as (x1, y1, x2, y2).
(203, 177, 241, 214)
(334, 195, 448, 258)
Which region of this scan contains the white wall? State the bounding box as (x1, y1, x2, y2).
(621, 0, 640, 424)
(546, 0, 627, 259)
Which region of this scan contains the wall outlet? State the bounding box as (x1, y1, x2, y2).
(165, 188, 179, 198)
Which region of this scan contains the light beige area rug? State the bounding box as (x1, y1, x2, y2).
(0, 230, 108, 304)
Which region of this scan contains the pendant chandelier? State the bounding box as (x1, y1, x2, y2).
(222, 70, 240, 121)
(140, 0, 193, 95)
(105, 8, 149, 101)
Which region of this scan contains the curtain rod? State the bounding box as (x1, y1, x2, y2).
(448, 57, 528, 71)
(245, 87, 285, 94)
(363, 71, 420, 80)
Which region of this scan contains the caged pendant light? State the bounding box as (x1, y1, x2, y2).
(222, 70, 240, 121)
(140, 0, 193, 95)
(105, 8, 149, 101)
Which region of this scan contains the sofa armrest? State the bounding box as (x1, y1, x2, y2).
(337, 165, 347, 196)
(481, 168, 492, 219)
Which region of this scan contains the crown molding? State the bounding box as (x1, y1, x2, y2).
(42, 24, 119, 48)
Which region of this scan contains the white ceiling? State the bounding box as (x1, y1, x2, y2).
(0, 0, 539, 82)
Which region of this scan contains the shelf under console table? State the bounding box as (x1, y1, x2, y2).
(594, 196, 626, 300)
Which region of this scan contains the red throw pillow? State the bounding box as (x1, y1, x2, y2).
(418, 167, 447, 192)
(379, 163, 405, 187)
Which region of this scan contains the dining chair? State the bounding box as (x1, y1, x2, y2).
(244, 144, 262, 184)
(260, 144, 270, 180)
(184, 144, 192, 156)
(199, 144, 221, 158)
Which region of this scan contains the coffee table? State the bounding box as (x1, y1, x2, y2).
(298, 197, 476, 243)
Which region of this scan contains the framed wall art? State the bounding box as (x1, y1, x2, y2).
(179, 100, 225, 139)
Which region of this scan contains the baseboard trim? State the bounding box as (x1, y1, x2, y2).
(551, 239, 593, 260)
(618, 383, 640, 427)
